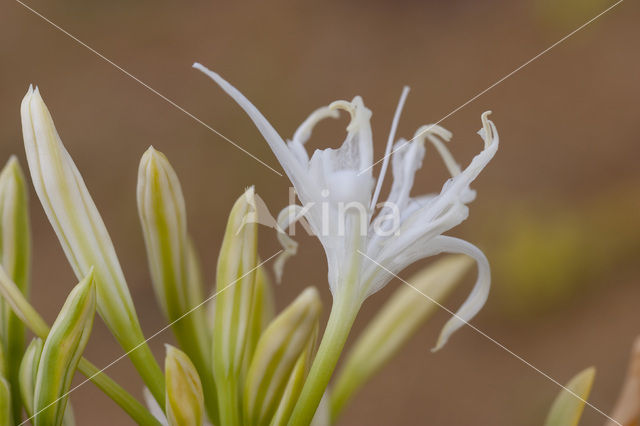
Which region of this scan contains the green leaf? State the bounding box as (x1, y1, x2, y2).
(544, 367, 596, 426)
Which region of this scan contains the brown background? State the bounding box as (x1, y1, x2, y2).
(1, 0, 639, 424)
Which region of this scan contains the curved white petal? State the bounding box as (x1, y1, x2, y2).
(193, 63, 318, 205)
(428, 236, 490, 352)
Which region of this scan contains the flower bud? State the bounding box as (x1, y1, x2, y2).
(545, 367, 596, 426)
(19, 338, 42, 418)
(0, 156, 31, 421)
(243, 265, 275, 374)
(33, 269, 96, 426)
(244, 287, 321, 426)
(269, 343, 313, 426)
(331, 255, 473, 420)
(165, 345, 204, 426)
(137, 147, 213, 413)
(20, 86, 164, 403)
(212, 187, 259, 424)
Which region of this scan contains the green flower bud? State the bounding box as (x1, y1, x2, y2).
(137, 147, 215, 420)
(0, 266, 160, 425)
(0, 156, 31, 422)
(165, 345, 204, 426)
(19, 337, 42, 418)
(243, 265, 275, 375)
(20, 339, 75, 426)
(213, 187, 259, 426)
(545, 367, 596, 426)
(269, 343, 313, 426)
(0, 377, 11, 426)
(33, 269, 96, 426)
(244, 287, 321, 426)
(20, 86, 164, 405)
(330, 255, 473, 420)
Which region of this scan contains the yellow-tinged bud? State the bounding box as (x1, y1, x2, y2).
(545, 367, 596, 426)
(20, 86, 164, 405)
(165, 345, 204, 426)
(33, 269, 96, 426)
(244, 287, 321, 426)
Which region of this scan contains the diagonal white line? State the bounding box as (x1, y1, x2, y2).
(359, 0, 625, 176)
(21, 250, 282, 426)
(356, 249, 621, 425)
(14, 0, 283, 177)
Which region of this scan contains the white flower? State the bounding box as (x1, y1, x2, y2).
(194, 63, 499, 350)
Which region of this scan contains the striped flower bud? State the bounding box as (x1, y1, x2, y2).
(269, 342, 313, 426)
(212, 187, 258, 425)
(20, 86, 164, 404)
(0, 156, 31, 422)
(137, 147, 214, 417)
(242, 265, 275, 375)
(330, 255, 473, 420)
(244, 287, 321, 426)
(19, 338, 42, 418)
(33, 269, 96, 426)
(19, 339, 75, 426)
(165, 345, 204, 426)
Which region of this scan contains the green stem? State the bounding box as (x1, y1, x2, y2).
(287, 290, 361, 426)
(217, 375, 241, 426)
(77, 359, 161, 426)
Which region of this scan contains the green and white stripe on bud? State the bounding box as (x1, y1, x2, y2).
(213, 187, 259, 426)
(20, 338, 75, 426)
(244, 287, 322, 426)
(137, 147, 214, 418)
(0, 377, 11, 426)
(0, 156, 31, 422)
(20, 86, 164, 405)
(19, 337, 42, 418)
(269, 341, 314, 426)
(33, 269, 96, 426)
(165, 345, 204, 426)
(330, 255, 473, 420)
(243, 265, 275, 375)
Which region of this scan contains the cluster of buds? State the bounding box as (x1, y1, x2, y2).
(0, 76, 514, 426)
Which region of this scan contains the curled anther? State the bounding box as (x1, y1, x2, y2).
(413, 124, 461, 177)
(480, 111, 493, 147)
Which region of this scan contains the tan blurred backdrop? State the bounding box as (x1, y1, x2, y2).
(1, 0, 639, 424)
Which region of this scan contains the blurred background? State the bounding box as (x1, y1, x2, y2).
(1, 0, 639, 424)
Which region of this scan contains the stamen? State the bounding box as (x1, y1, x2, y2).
(329, 100, 356, 131)
(414, 124, 461, 177)
(292, 106, 340, 145)
(481, 111, 493, 148)
(370, 86, 410, 211)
